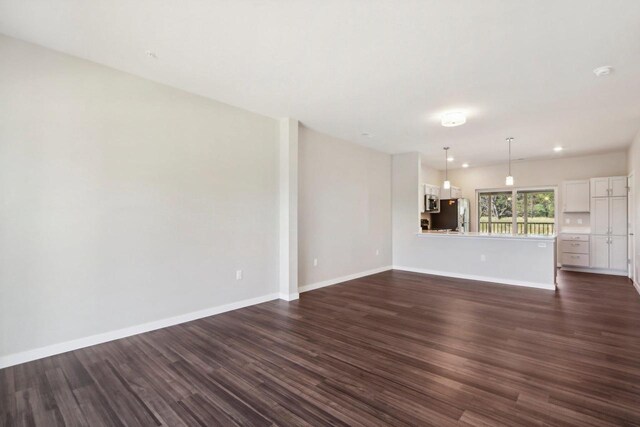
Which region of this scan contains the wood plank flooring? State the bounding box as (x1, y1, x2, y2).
(2, 269, 640, 426)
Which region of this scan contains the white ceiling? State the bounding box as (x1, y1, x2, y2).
(1, 0, 639, 169)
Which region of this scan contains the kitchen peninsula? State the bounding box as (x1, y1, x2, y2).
(401, 231, 558, 290)
(392, 152, 557, 291)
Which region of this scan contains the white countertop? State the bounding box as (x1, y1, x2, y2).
(560, 227, 591, 234)
(418, 231, 557, 241)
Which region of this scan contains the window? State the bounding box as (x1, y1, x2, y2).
(478, 188, 555, 235)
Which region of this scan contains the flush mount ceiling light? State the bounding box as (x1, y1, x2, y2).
(441, 112, 466, 127)
(443, 147, 451, 189)
(462, 163, 469, 168)
(593, 65, 613, 77)
(553, 146, 563, 152)
(505, 137, 514, 186)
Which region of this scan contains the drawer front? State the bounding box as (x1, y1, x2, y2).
(561, 253, 590, 267)
(561, 234, 589, 242)
(561, 241, 589, 254)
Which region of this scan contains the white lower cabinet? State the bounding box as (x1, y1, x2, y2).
(561, 253, 590, 267)
(560, 234, 590, 267)
(610, 197, 628, 235)
(609, 235, 628, 271)
(590, 235, 628, 271)
(590, 236, 609, 269)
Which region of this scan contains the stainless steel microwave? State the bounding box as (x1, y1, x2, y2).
(424, 195, 439, 212)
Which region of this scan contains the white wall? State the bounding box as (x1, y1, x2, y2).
(447, 151, 628, 231)
(0, 36, 281, 361)
(628, 130, 640, 286)
(420, 160, 443, 187)
(392, 153, 422, 262)
(278, 118, 299, 300)
(298, 126, 392, 288)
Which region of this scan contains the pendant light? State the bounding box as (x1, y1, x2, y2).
(443, 147, 451, 190)
(505, 137, 514, 186)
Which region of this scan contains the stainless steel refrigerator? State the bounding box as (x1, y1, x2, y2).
(430, 198, 470, 232)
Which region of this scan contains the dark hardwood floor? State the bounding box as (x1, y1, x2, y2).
(2, 270, 640, 426)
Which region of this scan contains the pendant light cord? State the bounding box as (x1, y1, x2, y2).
(508, 138, 511, 176)
(506, 137, 514, 176)
(445, 148, 448, 181)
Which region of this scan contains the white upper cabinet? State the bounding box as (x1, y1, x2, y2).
(424, 184, 440, 198)
(562, 180, 590, 212)
(591, 197, 610, 235)
(591, 196, 627, 236)
(450, 186, 462, 199)
(610, 176, 628, 197)
(591, 177, 610, 197)
(591, 176, 628, 197)
(609, 196, 628, 236)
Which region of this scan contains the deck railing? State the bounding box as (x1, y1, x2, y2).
(479, 222, 555, 235)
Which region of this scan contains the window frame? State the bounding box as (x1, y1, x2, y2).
(476, 186, 558, 235)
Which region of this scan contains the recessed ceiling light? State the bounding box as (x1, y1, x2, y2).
(145, 50, 158, 59)
(593, 65, 613, 77)
(462, 163, 469, 168)
(447, 156, 454, 162)
(553, 146, 563, 152)
(441, 112, 466, 127)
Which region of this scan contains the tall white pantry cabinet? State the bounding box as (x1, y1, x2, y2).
(590, 177, 628, 273)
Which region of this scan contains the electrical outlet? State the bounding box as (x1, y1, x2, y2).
(577, 218, 583, 225)
(480, 254, 486, 262)
(565, 218, 571, 224)
(375, 249, 380, 256)
(313, 258, 318, 267)
(236, 270, 243, 280)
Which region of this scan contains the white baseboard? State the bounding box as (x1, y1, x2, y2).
(299, 266, 392, 293)
(0, 292, 280, 370)
(560, 267, 628, 276)
(633, 279, 640, 296)
(279, 292, 299, 301)
(392, 265, 556, 291)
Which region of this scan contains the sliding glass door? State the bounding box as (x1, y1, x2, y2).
(479, 188, 556, 235)
(479, 191, 513, 233)
(516, 190, 555, 235)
